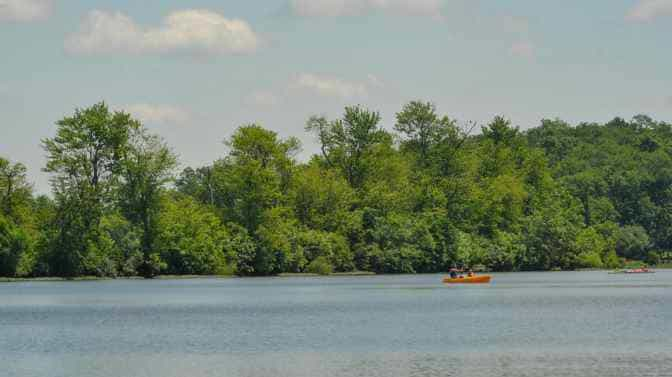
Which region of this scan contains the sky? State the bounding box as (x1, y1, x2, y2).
(1, 0, 671, 194)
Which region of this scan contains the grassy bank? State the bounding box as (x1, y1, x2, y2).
(277, 271, 376, 277)
(0, 272, 377, 283)
(0, 275, 235, 283)
(6, 267, 672, 283)
(0, 276, 114, 283)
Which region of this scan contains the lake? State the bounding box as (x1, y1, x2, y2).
(1, 271, 671, 377)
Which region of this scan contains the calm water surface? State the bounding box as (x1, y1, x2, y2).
(1, 271, 671, 377)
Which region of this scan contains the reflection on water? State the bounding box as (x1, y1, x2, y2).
(8, 352, 672, 377)
(1, 271, 671, 377)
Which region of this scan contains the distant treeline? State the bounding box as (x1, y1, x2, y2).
(1, 102, 669, 278)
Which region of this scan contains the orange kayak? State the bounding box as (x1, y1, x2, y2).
(443, 275, 491, 284)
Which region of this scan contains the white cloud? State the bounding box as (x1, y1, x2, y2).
(125, 104, 191, 125)
(509, 41, 535, 59)
(291, 0, 443, 18)
(0, 0, 52, 22)
(66, 9, 259, 56)
(246, 91, 281, 107)
(627, 0, 672, 22)
(252, 74, 383, 103)
(367, 74, 384, 88)
(292, 73, 382, 99)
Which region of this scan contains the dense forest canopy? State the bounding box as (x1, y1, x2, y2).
(1, 102, 670, 278)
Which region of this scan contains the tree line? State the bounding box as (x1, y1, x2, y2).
(1, 102, 669, 278)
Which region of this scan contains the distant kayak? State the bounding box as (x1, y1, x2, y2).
(443, 275, 491, 284)
(609, 268, 655, 274)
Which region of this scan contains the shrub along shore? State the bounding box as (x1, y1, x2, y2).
(1, 102, 670, 279)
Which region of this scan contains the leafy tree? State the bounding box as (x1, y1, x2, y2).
(394, 101, 457, 165)
(482, 116, 520, 147)
(356, 212, 436, 274)
(297, 229, 353, 272)
(225, 222, 257, 276)
(119, 126, 178, 277)
(574, 227, 608, 269)
(176, 166, 217, 206)
(0, 215, 31, 277)
(615, 225, 650, 260)
(306, 256, 333, 275)
(306, 106, 389, 189)
(42, 102, 136, 277)
(520, 191, 582, 270)
(254, 207, 307, 274)
(155, 195, 232, 275)
(215, 158, 281, 233)
(492, 232, 526, 271)
(99, 213, 142, 276)
(454, 230, 488, 268)
(6, 103, 672, 278)
(290, 165, 355, 232)
(360, 145, 416, 215)
(43, 103, 135, 201)
(225, 124, 299, 193)
(0, 157, 32, 221)
(527, 118, 576, 164)
(29, 195, 57, 276)
(563, 170, 609, 225)
(216, 125, 299, 232)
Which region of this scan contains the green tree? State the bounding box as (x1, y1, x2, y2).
(290, 165, 355, 232)
(225, 124, 300, 193)
(216, 125, 300, 233)
(394, 101, 457, 165)
(12, 102, 672, 277)
(254, 207, 306, 274)
(574, 227, 608, 269)
(306, 256, 333, 275)
(176, 166, 217, 206)
(0, 157, 32, 221)
(520, 191, 582, 270)
(526, 118, 576, 164)
(615, 225, 650, 260)
(306, 106, 389, 189)
(155, 195, 233, 275)
(563, 171, 608, 225)
(42, 102, 136, 276)
(119, 126, 177, 277)
(0, 215, 32, 277)
(482, 116, 520, 147)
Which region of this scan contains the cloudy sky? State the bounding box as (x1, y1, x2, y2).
(1, 0, 671, 193)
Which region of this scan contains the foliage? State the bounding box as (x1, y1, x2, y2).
(290, 165, 355, 232)
(155, 195, 232, 275)
(574, 227, 608, 269)
(394, 101, 458, 166)
(306, 256, 333, 275)
(254, 207, 307, 274)
(0, 215, 32, 277)
(119, 126, 177, 277)
(0, 157, 32, 222)
(41, 103, 137, 277)
(306, 106, 389, 189)
(4, 103, 671, 278)
(615, 225, 650, 261)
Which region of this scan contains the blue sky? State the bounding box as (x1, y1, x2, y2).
(1, 0, 671, 193)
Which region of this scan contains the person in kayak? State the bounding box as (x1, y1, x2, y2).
(467, 268, 474, 277)
(449, 268, 458, 279)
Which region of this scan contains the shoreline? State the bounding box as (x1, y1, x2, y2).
(2, 268, 669, 283)
(0, 271, 377, 283)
